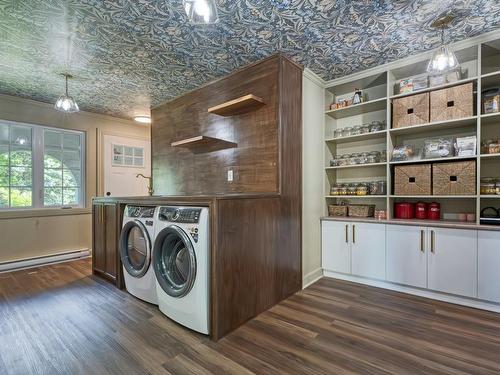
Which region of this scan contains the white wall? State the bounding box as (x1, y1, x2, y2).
(302, 71, 325, 287)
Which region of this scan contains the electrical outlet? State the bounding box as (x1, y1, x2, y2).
(227, 169, 233, 182)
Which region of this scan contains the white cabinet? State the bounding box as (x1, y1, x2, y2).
(321, 221, 350, 274)
(427, 228, 477, 298)
(351, 223, 386, 280)
(386, 225, 427, 288)
(478, 231, 500, 303)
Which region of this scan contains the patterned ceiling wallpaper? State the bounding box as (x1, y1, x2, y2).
(0, 0, 500, 119)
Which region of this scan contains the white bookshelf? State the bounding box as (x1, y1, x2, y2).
(323, 34, 500, 225)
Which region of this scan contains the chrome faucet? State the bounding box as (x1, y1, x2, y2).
(136, 173, 154, 196)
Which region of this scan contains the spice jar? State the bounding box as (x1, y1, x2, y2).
(356, 183, 368, 196)
(361, 124, 371, 133)
(330, 184, 340, 196)
(347, 184, 357, 195)
(338, 184, 348, 196)
(481, 178, 496, 195)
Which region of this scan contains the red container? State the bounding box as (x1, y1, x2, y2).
(428, 202, 441, 220)
(394, 202, 415, 219)
(415, 202, 428, 219)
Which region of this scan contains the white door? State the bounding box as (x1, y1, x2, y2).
(386, 225, 427, 288)
(321, 221, 350, 274)
(478, 231, 500, 303)
(351, 223, 386, 280)
(427, 227, 478, 298)
(103, 135, 151, 197)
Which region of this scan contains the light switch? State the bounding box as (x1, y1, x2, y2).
(227, 169, 233, 182)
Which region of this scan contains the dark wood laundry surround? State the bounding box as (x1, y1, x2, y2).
(92, 54, 303, 340)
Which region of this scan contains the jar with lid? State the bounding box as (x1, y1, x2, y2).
(377, 180, 387, 195)
(358, 152, 369, 165)
(496, 179, 500, 195)
(341, 127, 353, 137)
(369, 121, 383, 132)
(361, 123, 371, 133)
(330, 158, 339, 167)
(380, 150, 387, 162)
(347, 184, 357, 195)
(480, 178, 496, 195)
(356, 183, 368, 196)
(352, 126, 362, 135)
(333, 128, 342, 138)
(366, 151, 381, 164)
(338, 154, 349, 166)
(338, 184, 348, 196)
(330, 184, 340, 196)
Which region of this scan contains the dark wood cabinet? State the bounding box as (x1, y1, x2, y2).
(92, 202, 123, 287)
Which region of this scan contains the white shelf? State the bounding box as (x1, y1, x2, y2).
(326, 162, 387, 170)
(389, 77, 477, 100)
(480, 195, 500, 198)
(390, 195, 477, 199)
(325, 195, 387, 199)
(480, 153, 500, 159)
(325, 98, 386, 119)
(389, 116, 477, 136)
(481, 70, 500, 79)
(389, 155, 476, 165)
(480, 112, 500, 120)
(325, 130, 387, 144)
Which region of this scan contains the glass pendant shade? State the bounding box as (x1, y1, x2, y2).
(183, 0, 218, 24)
(427, 44, 460, 75)
(55, 75, 79, 113)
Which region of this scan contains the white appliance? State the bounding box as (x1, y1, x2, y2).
(119, 205, 158, 304)
(153, 206, 210, 334)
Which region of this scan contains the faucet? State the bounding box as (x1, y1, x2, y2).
(136, 174, 154, 196)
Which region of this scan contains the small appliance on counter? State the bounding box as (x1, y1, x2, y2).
(394, 202, 415, 219)
(415, 202, 428, 220)
(427, 202, 441, 220)
(394, 201, 441, 220)
(480, 207, 500, 226)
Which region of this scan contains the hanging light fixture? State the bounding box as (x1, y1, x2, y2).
(55, 74, 80, 113)
(427, 14, 460, 75)
(183, 0, 218, 24)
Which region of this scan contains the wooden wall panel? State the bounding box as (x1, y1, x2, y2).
(152, 56, 280, 196)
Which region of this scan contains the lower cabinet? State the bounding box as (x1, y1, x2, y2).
(386, 225, 427, 289)
(427, 228, 477, 298)
(350, 223, 386, 280)
(478, 231, 500, 303)
(321, 221, 350, 274)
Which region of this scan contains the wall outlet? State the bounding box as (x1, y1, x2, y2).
(227, 169, 233, 182)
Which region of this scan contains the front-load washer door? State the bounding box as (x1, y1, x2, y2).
(153, 225, 196, 298)
(120, 220, 151, 278)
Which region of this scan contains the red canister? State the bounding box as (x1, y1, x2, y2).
(428, 202, 441, 220)
(415, 202, 428, 219)
(394, 202, 415, 219)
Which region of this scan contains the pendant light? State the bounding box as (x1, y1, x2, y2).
(183, 0, 218, 24)
(427, 14, 460, 75)
(55, 74, 80, 113)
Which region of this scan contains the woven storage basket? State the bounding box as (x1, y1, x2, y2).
(430, 82, 473, 122)
(394, 164, 432, 195)
(348, 204, 375, 218)
(392, 92, 429, 128)
(432, 160, 476, 195)
(328, 204, 348, 217)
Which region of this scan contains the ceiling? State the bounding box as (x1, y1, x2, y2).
(1, 0, 500, 120)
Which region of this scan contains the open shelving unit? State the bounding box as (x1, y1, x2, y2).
(171, 136, 237, 154)
(323, 35, 500, 226)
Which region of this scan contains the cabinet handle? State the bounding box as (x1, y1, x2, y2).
(430, 230, 435, 253)
(352, 225, 356, 244)
(345, 225, 348, 243)
(420, 230, 425, 252)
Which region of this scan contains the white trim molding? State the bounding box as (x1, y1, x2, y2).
(303, 267, 323, 289)
(0, 248, 91, 273)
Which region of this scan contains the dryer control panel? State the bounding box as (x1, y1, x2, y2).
(159, 207, 201, 223)
(126, 206, 155, 218)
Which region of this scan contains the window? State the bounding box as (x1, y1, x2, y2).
(112, 144, 144, 167)
(0, 120, 85, 209)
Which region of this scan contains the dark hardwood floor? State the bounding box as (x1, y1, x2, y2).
(1, 259, 500, 374)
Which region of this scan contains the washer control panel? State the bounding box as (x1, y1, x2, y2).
(126, 206, 155, 218)
(159, 207, 202, 223)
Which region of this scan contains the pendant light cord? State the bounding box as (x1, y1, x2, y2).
(65, 75, 69, 96)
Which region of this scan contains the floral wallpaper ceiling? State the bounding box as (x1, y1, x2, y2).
(0, 0, 500, 119)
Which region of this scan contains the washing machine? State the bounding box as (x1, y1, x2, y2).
(152, 206, 210, 334)
(119, 205, 158, 305)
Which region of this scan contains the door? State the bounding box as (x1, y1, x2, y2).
(119, 220, 152, 278)
(103, 135, 151, 197)
(386, 225, 427, 288)
(153, 225, 197, 298)
(478, 231, 500, 303)
(351, 223, 386, 280)
(427, 227, 477, 298)
(321, 221, 350, 274)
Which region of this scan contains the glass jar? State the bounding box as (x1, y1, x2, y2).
(350, 153, 362, 164)
(380, 150, 387, 162)
(330, 184, 340, 196)
(347, 184, 357, 195)
(330, 158, 339, 167)
(496, 179, 500, 195)
(356, 183, 368, 196)
(338, 184, 348, 196)
(359, 152, 370, 165)
(333, 128, 342, 138)
(338, 154, 349, 166)
(480, 178, 496, 195)
(366, 151, 381, 164)
(341, 127, 352, 137)
(378, 180, 387, 195)
(361, 123, 371, 133)
(352, 125, 362, 135)
(369, 120, 383, 132)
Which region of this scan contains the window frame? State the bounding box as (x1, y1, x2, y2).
(0, 119, 86, 210)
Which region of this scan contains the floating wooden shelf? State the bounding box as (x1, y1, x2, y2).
(208, 94, 265, 116)
(171, 136, 237, 154)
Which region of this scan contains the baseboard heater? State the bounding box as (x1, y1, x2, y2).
(0, 249, 91, 273)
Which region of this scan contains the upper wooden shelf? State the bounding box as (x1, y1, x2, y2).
(171, 136, 237, 154)
(208, 94, 265, 116)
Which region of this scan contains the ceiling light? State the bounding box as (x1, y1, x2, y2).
(427, 14, 460, 75)
(55, 74, 79, 113)
(183, 0, 218, 24)
(134, 116, 151, 124)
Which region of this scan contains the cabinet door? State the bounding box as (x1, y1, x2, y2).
(478, 231, 500, 303)
(428, 228, 477, 298)
(351, 223, 386, 280)
(92, 204, 106, 274)
(386, 225, 427, 288)
(321, 221, 350, 274)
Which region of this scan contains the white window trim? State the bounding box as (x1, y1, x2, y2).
(0, 119, 86, 210)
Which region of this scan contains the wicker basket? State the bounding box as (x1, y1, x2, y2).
(430, 83, 473, 122)
(432, 160, 476, 195)
(394, 164, 432, 195)
(348, 204, 375, 218)
(392, 92, 429, 128)
(328, 204, 348, 217)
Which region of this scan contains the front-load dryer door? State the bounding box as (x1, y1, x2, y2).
(153, 225, 196, 298)
(120, 220, 152, 278)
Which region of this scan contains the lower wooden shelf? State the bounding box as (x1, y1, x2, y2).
(171, 136, 237, 154)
